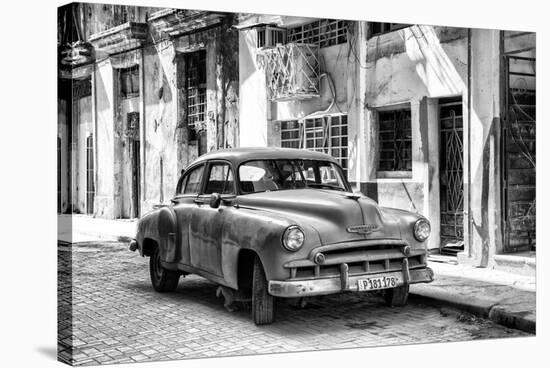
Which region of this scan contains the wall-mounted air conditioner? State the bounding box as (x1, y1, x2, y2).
(256, 26, 286, 49)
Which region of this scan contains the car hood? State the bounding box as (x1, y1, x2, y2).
(235, 189, 402, 245)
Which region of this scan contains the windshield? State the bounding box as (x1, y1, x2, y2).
(238, 159, 349, 194)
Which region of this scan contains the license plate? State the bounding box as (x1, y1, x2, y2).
(357, 275, 401, 291)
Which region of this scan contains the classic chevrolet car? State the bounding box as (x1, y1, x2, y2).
(129, 147, 433, 325)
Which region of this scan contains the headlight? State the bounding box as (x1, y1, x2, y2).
(282, 225, 305, 251)
(413, 218, 431, 242)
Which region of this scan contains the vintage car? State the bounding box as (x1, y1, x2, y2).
(129, 147, 433, 325)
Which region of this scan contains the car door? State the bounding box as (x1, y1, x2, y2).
(189, 160, 236, 276)
(172, 163, 205, 266)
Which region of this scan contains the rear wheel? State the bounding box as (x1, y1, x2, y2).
(252, 256, 275, 325)
(384, 284, 409, 307)
(149, 246, 180, 292)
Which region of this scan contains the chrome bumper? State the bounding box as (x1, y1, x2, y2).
(268, 266, 434, 298)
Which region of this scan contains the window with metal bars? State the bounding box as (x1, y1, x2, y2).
(119, 65, 139, 98)
(86, 135, 95, 215)
(287, 19, 347, 48)
(378, 109, 412, 173)
(280, 115, 348, 174)
(369, 23, 409, 38)
(185, 50, 207, 141)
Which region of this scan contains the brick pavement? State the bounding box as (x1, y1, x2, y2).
(58, 241, 531, 366)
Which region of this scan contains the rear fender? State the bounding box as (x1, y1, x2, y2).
(157, 206, 179, 262)
(136, 207, 179, 263)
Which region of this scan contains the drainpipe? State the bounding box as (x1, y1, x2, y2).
(467, 28, 473, 258)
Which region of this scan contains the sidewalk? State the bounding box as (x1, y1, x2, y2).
(58, 215, 536, 333)
(410, 260, 536, 333)
(58, 214, 136, 244)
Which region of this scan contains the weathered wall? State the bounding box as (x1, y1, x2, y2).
(458, 29, 502, 267)
(142, 41, 178, 212)
(239, 28, 269, 147)
(239, 21, 356, 151)
(94, 59, 115, 218)
(359, 25, 469, 250)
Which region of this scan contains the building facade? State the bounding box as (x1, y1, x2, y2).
(58, 4, 536, 267)
(236, 16, 535, 267)
(58, 3, 239, 218)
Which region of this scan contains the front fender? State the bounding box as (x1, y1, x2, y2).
(221, 207, 321, 287)
(380, 207, 429, 250)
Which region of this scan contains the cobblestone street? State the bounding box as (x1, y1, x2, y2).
(58, 241, 531, 366)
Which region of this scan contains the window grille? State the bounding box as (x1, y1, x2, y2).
(369, 23, 409, 38)
(257, 43, 320, 101)
(287, 19, 347, 48)
(120, 65, 139, 98)
(280, 115, 348, 174)
(185, 50, 207, 139)
(378, 109, 412, 172)
(280, 121, 301, 149)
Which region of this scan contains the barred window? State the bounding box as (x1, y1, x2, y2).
(280, 121, 301, 148)
(378, 109, 412, 172)
(369, 23, 409, 38)
(119, 65, 139, 98)
(280, 115, 348, 175)
(287, 19, 347, 48)
(185, 50, 207, 140)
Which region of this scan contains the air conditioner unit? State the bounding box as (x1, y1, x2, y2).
(256, 26, 286, 49)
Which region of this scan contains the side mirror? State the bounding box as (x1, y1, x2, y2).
(209, 192, 222, 208)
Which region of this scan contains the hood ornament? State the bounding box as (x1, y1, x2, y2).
(347, 224, 379, 235)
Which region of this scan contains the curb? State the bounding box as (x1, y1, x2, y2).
(488, 305, 536, 334)
(409, 293, 535, 334)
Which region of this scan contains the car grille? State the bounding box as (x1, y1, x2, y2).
(287, 243, 426, 280)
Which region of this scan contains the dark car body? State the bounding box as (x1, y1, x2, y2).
(130, 147, 434, 323)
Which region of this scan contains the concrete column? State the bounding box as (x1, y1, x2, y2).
(420, 97, 441, 251)
(238, 28, 268, 147)
(93, 59, 116, 218)
(458, 29, 502, 267)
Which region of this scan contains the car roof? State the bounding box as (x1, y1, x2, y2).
(187, 147, 338, 168)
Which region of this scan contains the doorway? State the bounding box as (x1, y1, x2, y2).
(439, 98, 464, 255)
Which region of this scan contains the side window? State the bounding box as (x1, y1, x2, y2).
(181, 165, 205, 195)
(204, 163, 235, 194)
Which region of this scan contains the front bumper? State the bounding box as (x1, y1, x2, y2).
(268, 264, 433, 298)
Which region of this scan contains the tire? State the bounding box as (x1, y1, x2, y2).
(149, 245, 180, 292)
(252, 256, 275, 325)
(384, 284, 409, 307)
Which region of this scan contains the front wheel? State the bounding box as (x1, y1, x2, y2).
(149, 246, 180, 292)
(252, 256, 275, 325)
(384, 284, 409, 307)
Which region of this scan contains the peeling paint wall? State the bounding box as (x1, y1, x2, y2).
(238, 20, 357, 152)
(72, 7, 240, 218)
(94, 59, 115, 218)
(142, 42, 178, 211)
(360, 25, 470, 251)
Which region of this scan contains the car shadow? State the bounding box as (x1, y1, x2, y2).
(124, 277, 401, 334)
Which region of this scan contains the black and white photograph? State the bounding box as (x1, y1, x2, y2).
(1, 0, 547, 367)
